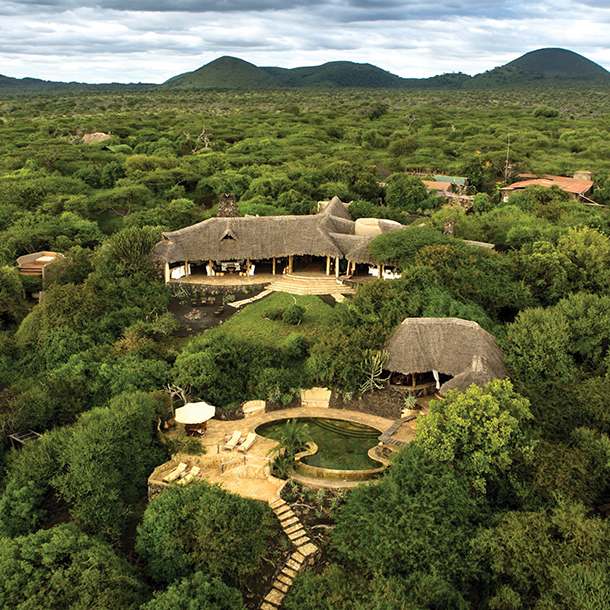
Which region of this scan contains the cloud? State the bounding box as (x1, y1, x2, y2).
(0, 0, 609, 83)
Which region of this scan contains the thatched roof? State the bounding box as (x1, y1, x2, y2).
(152, 196, 405, 264)
(385, 317, 509, 394)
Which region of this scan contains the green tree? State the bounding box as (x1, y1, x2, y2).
(0, 265, 27, 328)
(416, 379, 534, 493)
(472, 502, 610, 610)
(331, 443, 479, 601)
(52, 392, 166, 539)
(136, 481, 277, 586)
(0, 523, 146, 610)
(384, 173, 428, 212)
(141, 573, 245, 610)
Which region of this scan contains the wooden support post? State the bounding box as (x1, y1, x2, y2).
(378, 264, 382, 278)
(412, 373, 416, 388)
(336, 257, 340, 278)
(326, 256, 331, 275)
(209, 260, 213, 276)
(272, 257, 276, 275)
(246, 258, 250, 275)
(164, 262, 170, 284)
(289, 255, 293, 274)
(184, 261, 189, 277)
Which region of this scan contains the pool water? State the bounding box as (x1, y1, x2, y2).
(255, 418, 382, 471)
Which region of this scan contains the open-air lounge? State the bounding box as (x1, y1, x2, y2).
(151, 196, 405, 288)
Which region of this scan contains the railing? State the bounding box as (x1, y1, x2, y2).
(220, 455, 271, 475)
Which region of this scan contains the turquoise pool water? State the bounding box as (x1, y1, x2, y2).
(255, 417, 382, 471)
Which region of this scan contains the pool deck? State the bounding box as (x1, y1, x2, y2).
(153, 406, 415, 504)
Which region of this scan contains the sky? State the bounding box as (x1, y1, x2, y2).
(1, 0, 610, 84)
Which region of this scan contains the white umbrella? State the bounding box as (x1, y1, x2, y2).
(174, 401, 216, 424)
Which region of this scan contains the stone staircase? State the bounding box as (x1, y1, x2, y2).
(267, 274, 355, 296)
(378, 414, 418, 447)
(260, 497, 319, 610)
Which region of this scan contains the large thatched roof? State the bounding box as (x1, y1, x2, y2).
(385, 317, 509, 394)
(152, 196, 404, 264)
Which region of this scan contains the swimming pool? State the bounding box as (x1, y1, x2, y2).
(255, 417, 383, 471)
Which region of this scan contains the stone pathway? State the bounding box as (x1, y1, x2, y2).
(268, 273, 355, 296)
(227, 289, 273, 309)
(260, 497, 319, 609)
(378, 414, 418, 447)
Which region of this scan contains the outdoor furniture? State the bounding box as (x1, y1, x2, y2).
(163, 462, 187, 482)
(178, 466, 201, 485)
(171, 266, 186, 279)
(236, 432, 257, 453)
(223, 430, 242, 450)
(175, 401, 216, 437)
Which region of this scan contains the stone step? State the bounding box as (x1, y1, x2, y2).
(281, 566, 297, 579)
(278, 573, 293, 586)
(284, 523, 303, 534)
(288, 530, 307, 541)
(291, 550, 305, 563)
(293, 535, 310, 546)
(286, 558, 303, 571)
(274, 505, 292, 517)
(260, 603, 277, 610)
(280, 516, 299, 528)
(264, 589, 286, 607)
(269, 498, 286, 509)
(299, 542, 319, 558)
(273, 580, 290, 594)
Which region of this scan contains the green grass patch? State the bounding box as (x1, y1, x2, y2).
(220, 292, 335, 347)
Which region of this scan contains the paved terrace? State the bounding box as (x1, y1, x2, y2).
(151, 406, 415, 503)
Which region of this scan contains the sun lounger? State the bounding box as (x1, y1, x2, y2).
(163, 462, 187, 483)
(223, 430, 242, 451)
(178, 466, 201, 485)
(236, 432, 257, 453)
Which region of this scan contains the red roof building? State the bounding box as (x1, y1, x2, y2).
(500, 175, 594, 202)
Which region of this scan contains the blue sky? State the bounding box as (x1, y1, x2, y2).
(0, 0, 609, 83)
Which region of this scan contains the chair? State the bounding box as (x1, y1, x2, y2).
(178, 466, 201, 485)
(236, 432, 257, 453)
(163, 462, 187, 483)
(223, 430, 242, 451)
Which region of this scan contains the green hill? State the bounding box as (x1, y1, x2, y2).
(163, 56, 281, 89)
(2, 47, 610, 93)
(467, 48, 610, 88)
(263, 61, 408, 88)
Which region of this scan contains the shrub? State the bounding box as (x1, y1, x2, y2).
(263, 306, 285, 320)
(282, 304, 305, 325)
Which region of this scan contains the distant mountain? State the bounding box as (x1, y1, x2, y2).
(162, 56, 476, 90)
(466, 48, 610, 88)
(0, 73, 151, 93)
(2, 47, 610, 93)
(164, 56, 279, 89)
(263, 61, 408, 89)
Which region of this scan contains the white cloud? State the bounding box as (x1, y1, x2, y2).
(0, 0, 608, 83)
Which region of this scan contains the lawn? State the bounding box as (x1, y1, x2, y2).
(219, 292, 336, 347)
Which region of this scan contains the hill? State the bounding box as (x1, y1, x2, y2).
(164, 56, 280, 89)
(0, 73, 151, 93)
(263, 61, 408, 89)
(466, 48, 610, 88)
(2, 47, 610, 92)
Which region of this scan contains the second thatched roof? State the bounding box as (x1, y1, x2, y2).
(385, 317, 509, 394)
